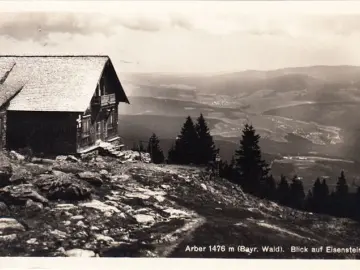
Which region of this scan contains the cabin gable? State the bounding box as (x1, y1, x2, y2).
(76, 61, 120, 151)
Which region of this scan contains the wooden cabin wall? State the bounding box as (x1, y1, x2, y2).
(6, 111, 78, 155)
(77, 104, 118, 150)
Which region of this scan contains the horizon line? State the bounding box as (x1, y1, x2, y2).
(122, 64, 360, 75)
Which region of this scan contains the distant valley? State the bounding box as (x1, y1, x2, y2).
(118, 65, 360, 190)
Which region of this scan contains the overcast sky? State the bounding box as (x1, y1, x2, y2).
(1, 1, 360, 73)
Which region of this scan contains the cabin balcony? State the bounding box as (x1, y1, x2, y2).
(91, 93, 116, 107)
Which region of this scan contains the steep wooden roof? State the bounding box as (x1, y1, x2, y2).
(0, 62, 24, 109)
(0, 55, 129, 112)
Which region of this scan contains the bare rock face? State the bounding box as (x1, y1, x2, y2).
(34, 173, 92, 201)
(76, 171, 103, 187)
(0, 184, 48, 206)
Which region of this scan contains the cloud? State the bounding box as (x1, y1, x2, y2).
(0, 12, 118, 41)
(3, 4, 360, 73)
(114, 16, 165, 32)
(169, 14, 194, 31)
(0, 11, 195, 41)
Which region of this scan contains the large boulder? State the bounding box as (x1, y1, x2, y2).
(34, 173, 92, 201)
(0, 218, 26, 234)
(25, 199, 44, 212)
(9, 150, 25, 161)
(0, 184, 48, 206)
(76, 171, 103, 187)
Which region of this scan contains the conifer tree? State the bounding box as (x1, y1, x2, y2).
(356, 187, 360, 219)
(195, 114, 218, 164)
(289, 175, 305, 209)
(223, 156, 237, 182)
(167, 144, 176, 164)
(333, 170, 350, 217)
(219, 160, 229, 179)
(147, 133, 164, 164)
(276, 174, 290, 205)
(261, 174, 277, 200)
(234, 124, 270, 194)
(321, 179, 330, 198)
(320, 178, 330, 213)
(336, 170, 349, 197)
(131, 142, 137, 151)
(313, 178, 322, 197)
(138, 142, 146, 152)
(328, 190, 337, 215)
(229, 156, 236, 168)
(172, 116, 199, 164)
(305, 190, 314, 211)
(131, 142, 146, 152)
(308, 177, 330, 213)
(310, 177, 322, 212)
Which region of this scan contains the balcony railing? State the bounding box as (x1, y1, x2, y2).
(92, 93, 116, 107)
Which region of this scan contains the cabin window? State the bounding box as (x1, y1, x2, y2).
(107, 109, 117, 130)
(82, 118, 90, 138)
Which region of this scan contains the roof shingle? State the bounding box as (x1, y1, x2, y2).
(0, 55, 122, 112)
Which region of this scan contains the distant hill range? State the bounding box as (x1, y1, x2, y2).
(123, 65, 360, 101)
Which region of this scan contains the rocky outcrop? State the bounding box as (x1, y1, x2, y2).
(0, 184, 48, 206)
(56, 155, 80, 163)
(121, 151, 151, 163)
(0, 218, 25, 234)
(34, 173, 92, 201)
(76, 171, 103, 187)
(96, 141, 125, 158)
(1, 151, 360, 259)
(9, 150, 25, 161)
(25, 199, 44, 212)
